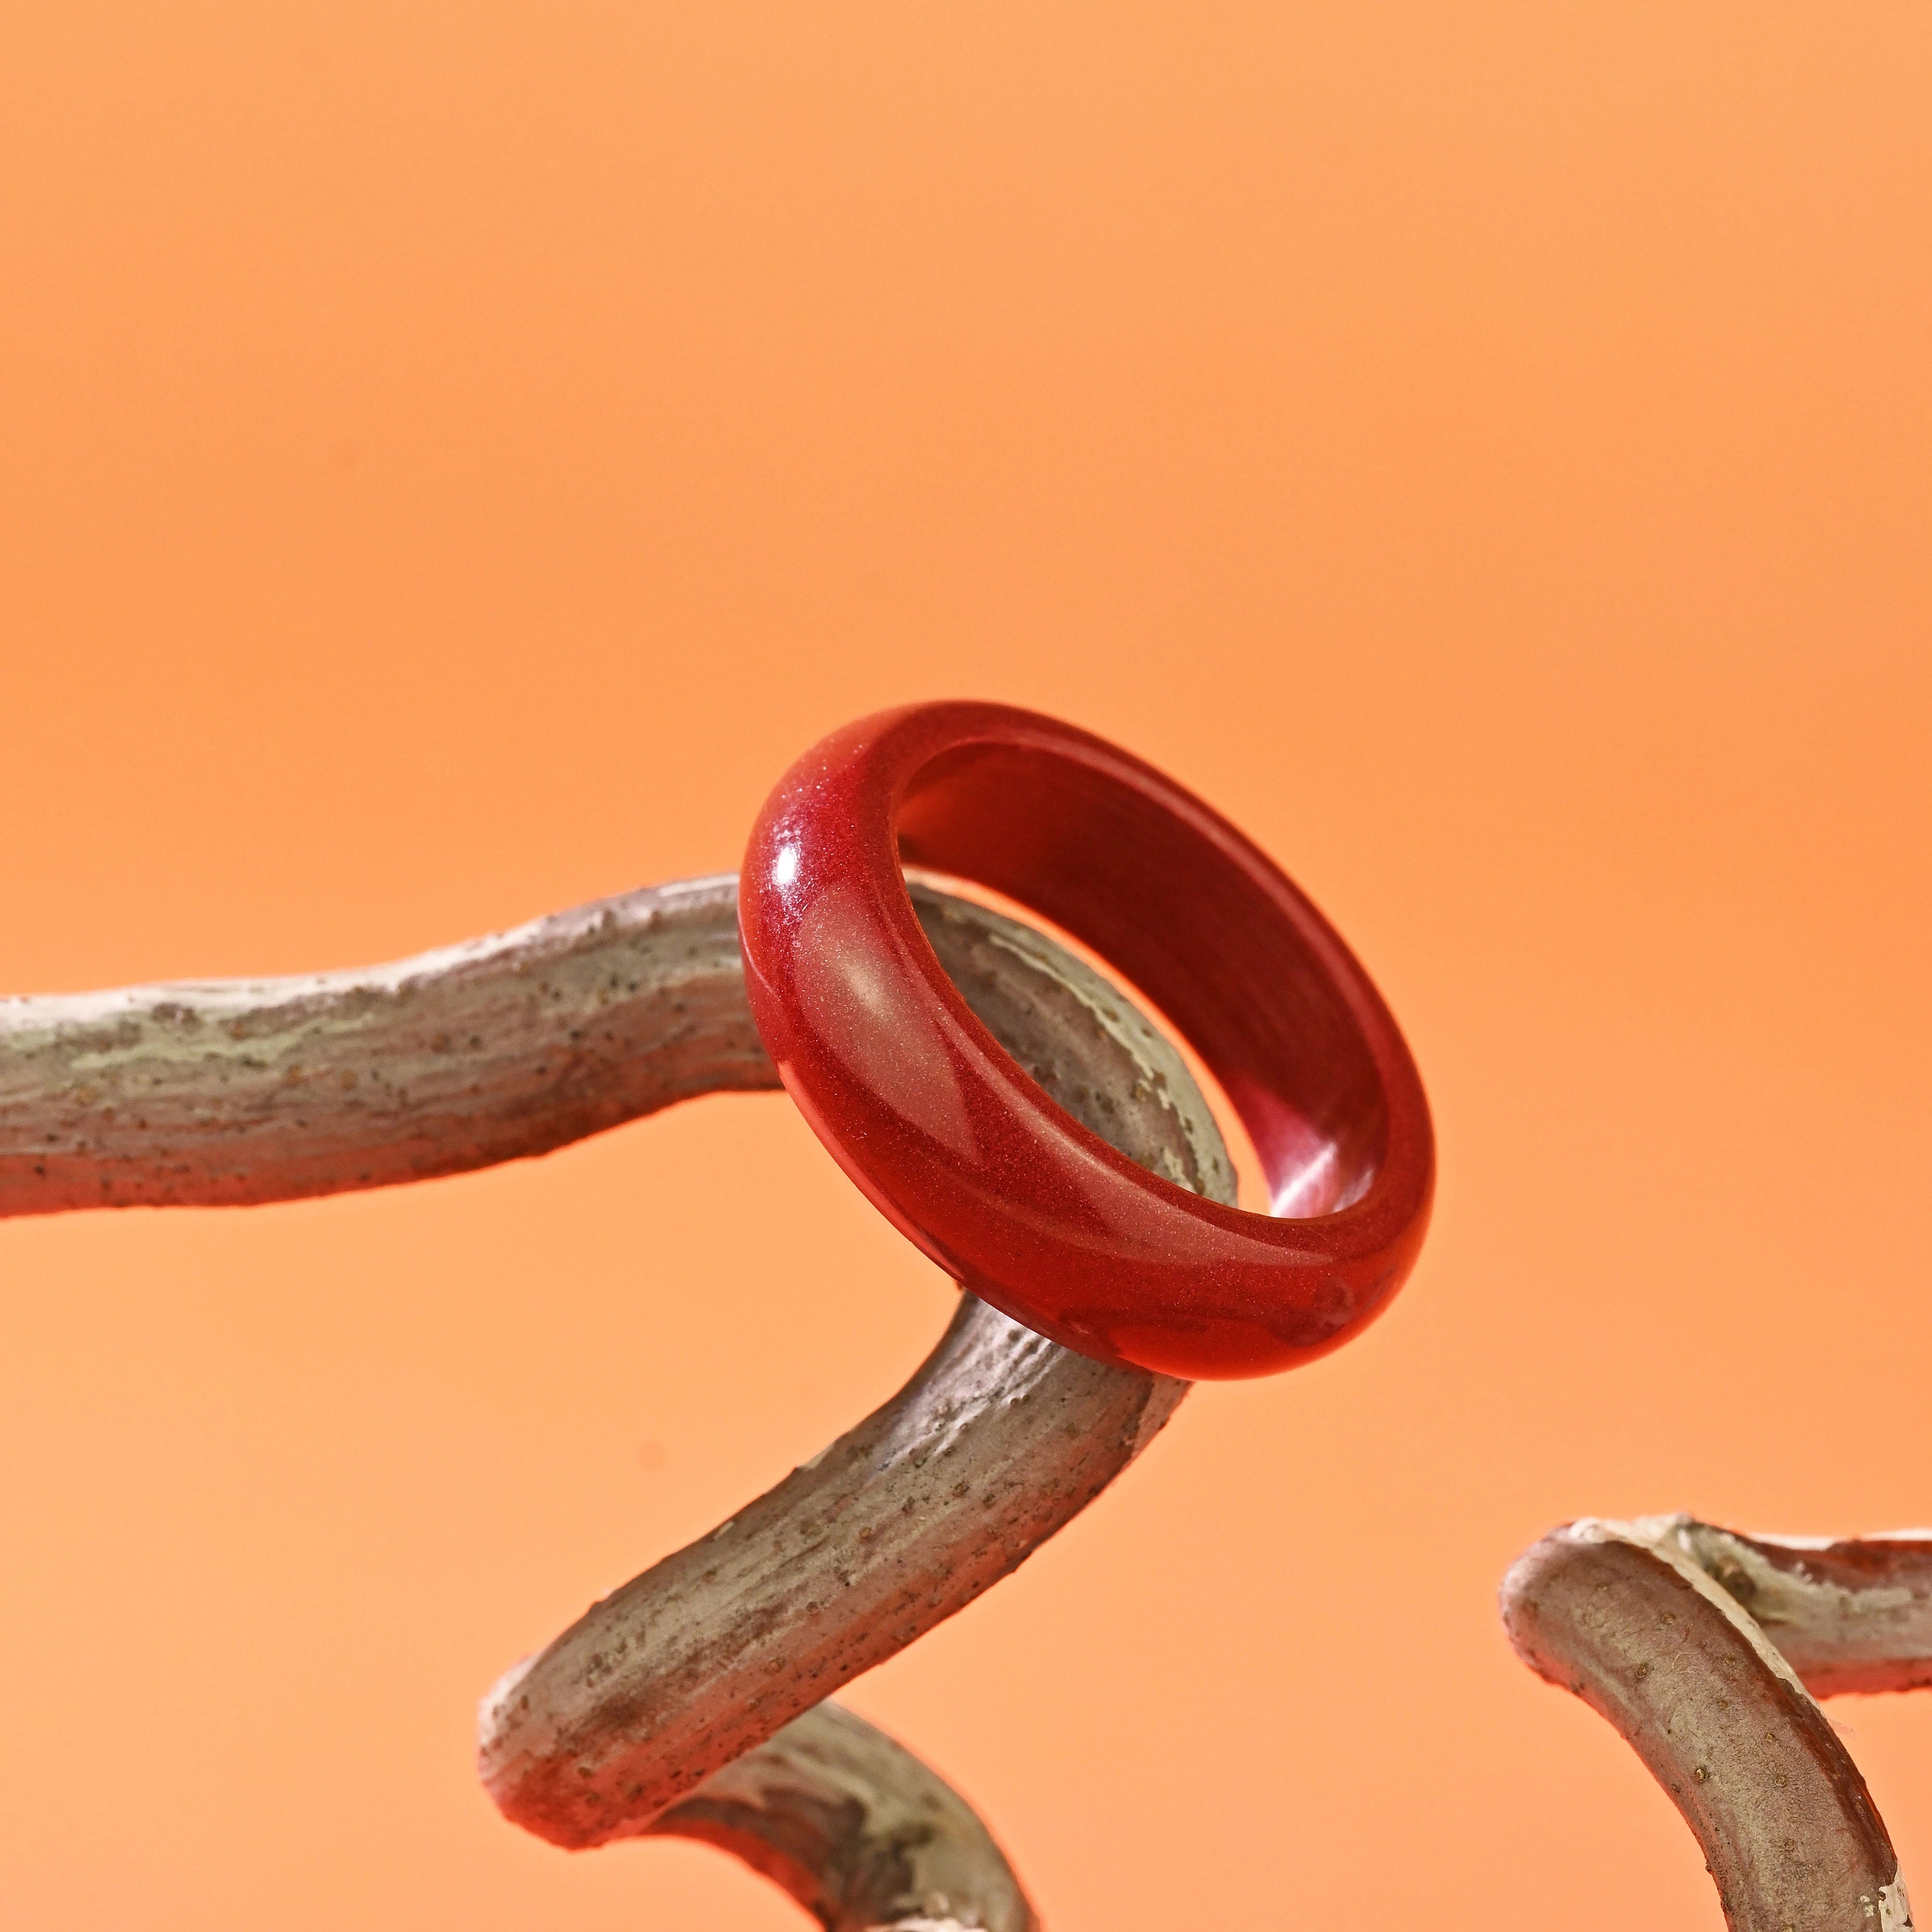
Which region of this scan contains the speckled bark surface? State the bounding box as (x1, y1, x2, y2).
(33, 867, 1925, 1929)
(1504, 1517, 1913, 1932)
(0, 874, 769, 1214)
(477, 882, 1235, 1857)
(1, 875, 1229, 1929)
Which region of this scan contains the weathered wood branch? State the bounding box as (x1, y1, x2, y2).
(479, 883, 1235, 1858)
(0, 875, 769, 1214)
(654, 1702, 1035, 1932)
(1503, 1517, 1915, 1932)
(1661, 1515, 1932, 1699)
(1, 875, 1231, 1930)
(41, 863, 1927, 1931)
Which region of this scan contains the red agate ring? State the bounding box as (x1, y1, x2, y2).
(738, 701, 1434, 1380)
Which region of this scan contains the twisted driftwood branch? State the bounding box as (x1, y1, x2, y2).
(0, 874, 768, 1214)
(1504, 1516, 1920, 1932)
(35, 855, 1927, 1931)
(479, 883, 1235, 1862)
(1, 875, 1232, 1930)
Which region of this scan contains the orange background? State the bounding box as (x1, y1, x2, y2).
(3, 5, 1929, 1926)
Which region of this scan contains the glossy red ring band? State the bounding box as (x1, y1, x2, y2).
(739, 702, 1434, 1380)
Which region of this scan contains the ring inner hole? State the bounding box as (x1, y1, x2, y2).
(904, 867, 1273, 1216)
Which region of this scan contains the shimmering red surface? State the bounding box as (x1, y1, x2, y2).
(739, 702, 1434, 1380)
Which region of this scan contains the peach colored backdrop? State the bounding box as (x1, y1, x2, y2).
(3, 5, 1928, 1927)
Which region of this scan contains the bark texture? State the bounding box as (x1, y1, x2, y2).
(0, 875, 769, 1214)
(1663, 1516, 1932, 1698)
(478, 882, 1235, 1854)
(651, 1693, 1034, 1932)
(1, 874, 1230, 1930)
(47, 864, 1931, 1930)
(1503, 1517, 1913, 1932)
